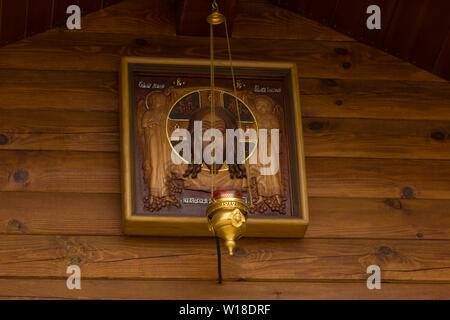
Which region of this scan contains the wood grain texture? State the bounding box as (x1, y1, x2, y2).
(26, 0, 54, 37)
(306, 158, 450, 199)
(300, 78, 450, 120)
(0, 235, 448, 282)
(0, 279, 448, 300)
(0, 70, 118, 111)
(303, 117, 450, 159)
(79, 0, 175, 35)
(0, 109, 118, 133)
(0, 0, 449, 299)
(1, 112, 449, 161)
(1, 193, 449, 240)
(234, 0, 352, 41)
(0, 151, 449, 201)
(0, 150, 120, 193)
(0, 34, 442, 81)
(1, 151, 449, 198)
(0, 0, 28, 45)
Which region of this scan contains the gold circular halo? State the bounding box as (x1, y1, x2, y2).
(166, 89, 259, 171)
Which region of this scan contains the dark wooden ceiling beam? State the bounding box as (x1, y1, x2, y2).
(176, 0, 238, 37)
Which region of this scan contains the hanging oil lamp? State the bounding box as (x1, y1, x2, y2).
(205, 1, 252, 256)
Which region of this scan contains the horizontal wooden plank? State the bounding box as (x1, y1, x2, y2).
(233, 0, 352, 41)
(306, 158, 450, 199)
(0, 192, 122, 235)
(0, 151, 120, 193)
(1, 192, 449, 240)
(300, 78, 450, 120)
(0, 69, 118, 111)
(2, 69, 449, 120)
(1, 34, 442, 81)
(0, 109, 118, 133)
(79, 0, 175, 36)
(0, 132, 119, 152)
(1, 151, 449, 198)
(303, 117, 450, 159)
(0, 279, 448, 299)
(2, 112, 449, 160)
(0, 235, 448, 282)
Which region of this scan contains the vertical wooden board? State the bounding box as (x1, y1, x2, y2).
(331, 0, 367, 39)
(103, 0, 122, 7)
(358, 0, 398, 47)
(332, 0, 397, 46)
(53, 0, 79, 28)
(382, 0, 430, 60)
(433, 31, 450, 80)
(79, 0, 103, 15)
(410, 0, 450, 71)
(306, 0, 338, 26)
(27, 0, 53, 37)
(176, 0, 237, 37)
(0, 0, 28, 45)
(277, 0, 310, 15)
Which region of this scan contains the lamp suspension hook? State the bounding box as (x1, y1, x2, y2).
(212, 0, 218, 12)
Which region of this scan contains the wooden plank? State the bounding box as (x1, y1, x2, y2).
(332, 0, 398, 48)
(433, 31, 450, 81)
(103, 0, 123, 7)
(53, 0, 79, 28)
(300, 78, 450, 120)
(2, 111, 449, 160)
(276, 0, 309, 15)
(0, 34, 442, 81)
(1, 151, 449, 198)
(0, 279, 449, 299)
(234, 0, 351, 41)
(303, 117, 450, 160)
(78, 0, 103, 15)
(306, 158, 450, 199)
(410, 1, 450, 71)
(80, 0, 174, 36)
(382, 0, 430, 61)
(0, 192, 122, 235)
(0, 150, 120, 193)
(0, 70, 118, 111)
(0, 109, 118, 133)
(26, 0, 53, 37)
(1, 192, 450, 240)
(0, 70, 448, 119)
(308, 198, 450, 239)
(0, 132, 119, 152)
(0, 235, 448, 281)
(176, 0, 237, 37)
(306, 0, 338, 26)
(0, 0, 28, 45)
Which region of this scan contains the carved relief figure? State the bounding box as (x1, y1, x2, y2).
(251, 95, 286, 214)
(177, 106, 248, 193)
(138, 89, 180, 211)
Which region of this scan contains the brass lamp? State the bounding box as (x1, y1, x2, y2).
(207, 190, 249, 255)
(205, 2, 251, 256)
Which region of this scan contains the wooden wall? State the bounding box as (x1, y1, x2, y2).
(275, 0, 450, 80)
(0, 0, 449, 299)
(0, 0, 123, 47)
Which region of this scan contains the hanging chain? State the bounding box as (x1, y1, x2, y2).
(210, 21, 216, 196)
(212, 0, 218, 12)
(224, 19, 254, 207)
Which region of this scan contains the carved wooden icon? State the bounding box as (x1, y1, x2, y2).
(121, 57, 309, 237)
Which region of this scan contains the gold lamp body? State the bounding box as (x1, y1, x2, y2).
(206, 190, 249, 255)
